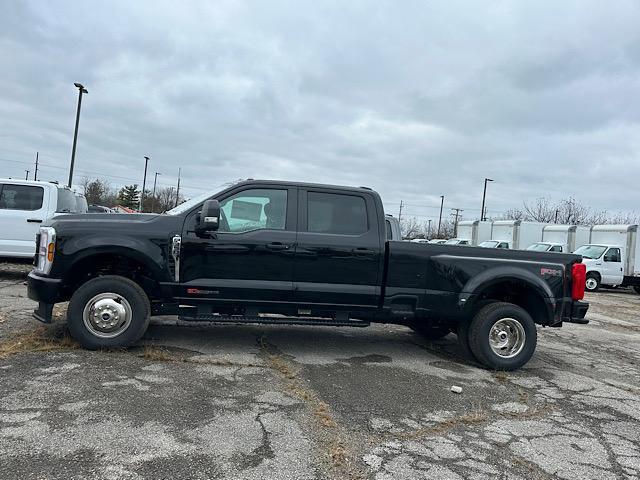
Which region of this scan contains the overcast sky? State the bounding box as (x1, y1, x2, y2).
(1, 0, 639, 221)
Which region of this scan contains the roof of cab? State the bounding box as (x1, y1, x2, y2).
(233, 179, 378, 194)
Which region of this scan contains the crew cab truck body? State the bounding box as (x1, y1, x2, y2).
(28, 180, 589, 370)
(576, 224, 640, 294)
(0, 179, 81, 258)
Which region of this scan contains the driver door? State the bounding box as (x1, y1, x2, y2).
(180, 185, 297, 304)
(602, 247, 624, 285)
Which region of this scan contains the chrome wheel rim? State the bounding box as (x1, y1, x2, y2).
(82, 293, 132, 339)
(585, 278, 598, 290)
(489, 318, 526, 358)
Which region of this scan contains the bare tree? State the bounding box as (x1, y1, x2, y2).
(400, 217, 423, 239)
(80, 177, 113, 206)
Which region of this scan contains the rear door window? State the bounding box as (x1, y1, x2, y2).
(56, 188, 78, 213)
(307, 192, 368, 235)
(0, 184, 44, 211)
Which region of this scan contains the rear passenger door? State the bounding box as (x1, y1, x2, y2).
(294, 188, 383, 309)
(0, 183, 48, 257)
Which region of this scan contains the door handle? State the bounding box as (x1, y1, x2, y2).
(27, 219, 43, 223)
(266, 242, 290, 251)
(595, 263, 601, 266)
(352, 248, 376, 256)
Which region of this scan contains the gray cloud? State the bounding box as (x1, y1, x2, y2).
(1, 0, 639, 221)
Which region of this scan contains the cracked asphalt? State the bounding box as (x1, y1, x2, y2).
(1, 261, 639, 479)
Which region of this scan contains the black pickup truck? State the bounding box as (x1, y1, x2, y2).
(27, 180, 589, 370)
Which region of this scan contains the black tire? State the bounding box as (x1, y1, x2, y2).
(468, 302, 537, 371)
(633, 286, 640, 295)
(585, 273, 600, 292)
(410, 323, 450, 340)
(67, 275, 151, 349)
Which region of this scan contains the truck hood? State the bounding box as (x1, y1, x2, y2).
(46, 213, 184, 235)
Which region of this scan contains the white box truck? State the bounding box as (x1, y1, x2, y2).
(481, 220, 545, 250)
(527, 225, 592, 253)
(0, 179, 83, 258)
(455, 220, 492, 246)
(574, 225, 640, 294)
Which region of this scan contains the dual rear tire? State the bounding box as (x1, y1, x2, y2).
(459, 302, 537, 370)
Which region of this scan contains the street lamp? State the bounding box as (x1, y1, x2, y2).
(481, 178, 494, 221)
(140, 156, 150, 212)
(68, 82, 88, 187)
(151, 172, 161, 213)
(437, 195, 445, 238)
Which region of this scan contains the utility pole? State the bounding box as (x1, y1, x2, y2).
(140, 156, 150, 212)
(437, 195, 445, 238)
(555, 209, 559, 223)
(68, 82, 88, 187)
(151, 172, 161, 213)
(25, 170, 29, 180)
(427, 219, 432, 239)
(175, 167, 181, 208)
(34, 152, 39, 181)
(480, 178, 494, 221)
(450, 208, 463, 237)
(398, 200, 403, 222)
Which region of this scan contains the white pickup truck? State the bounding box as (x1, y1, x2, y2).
(0, 179, 86, 258)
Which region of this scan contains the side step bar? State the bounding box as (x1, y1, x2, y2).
(177, 314, 370, 328)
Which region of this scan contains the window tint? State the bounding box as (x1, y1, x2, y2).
(550, 245, 563, 252)
(604, 248, 621, 262)
(498, 243, 509, 249)
(307, 192, 367, 235)
(219, 188, 287, 233)
(385, 220, 392, 240)
(0, 184, 44, 211)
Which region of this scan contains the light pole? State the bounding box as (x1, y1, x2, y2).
(437, 195, 445, 238)
(427, 219, 432, 239)
(151, 172, 161, 213)
(140, 156, 150, 212)
(68, 82, 88, 187)
(481, 178, 494, 221)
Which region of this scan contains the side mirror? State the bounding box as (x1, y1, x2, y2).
(195, 199, 220, 237)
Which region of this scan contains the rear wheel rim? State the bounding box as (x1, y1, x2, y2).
(489, 318, 526, 359)
(82, 292, 132, 339)
(585, 278, 598, 290)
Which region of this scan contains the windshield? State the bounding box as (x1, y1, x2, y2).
(444, 239, 460, 245)
(527, 243, 551, 251)
(56, 188, 78, 213)
(479, 240, 499, 248)
(166, 192, 212, 215)
(574, 245, 607, 259)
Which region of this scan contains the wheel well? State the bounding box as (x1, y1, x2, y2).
(586, 271, 600, 280)
(472, 280, 550, 326)
(62, 254, 159, 300)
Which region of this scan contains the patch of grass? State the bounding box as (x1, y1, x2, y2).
(517, 389, 529, 403)
(494, 371, 509, 383)
(314, 402, 337, 428)
(140, 346, 178, 362)
(138, 346, 261, 368)
(0, 324, 78, 359)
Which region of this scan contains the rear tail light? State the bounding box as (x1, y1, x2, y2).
(572, 262, 586, 301)
(35, 227, 56, 274)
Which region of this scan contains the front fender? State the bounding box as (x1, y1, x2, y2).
(55, 234, 169, 282)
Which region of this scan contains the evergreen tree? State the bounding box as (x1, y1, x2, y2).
(117, 184, 141, 210)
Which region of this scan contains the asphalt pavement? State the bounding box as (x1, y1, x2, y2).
(1, 261, 639, 479)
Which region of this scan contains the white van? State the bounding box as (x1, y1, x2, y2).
(489, 220, 545, 250)
(0, 179, 81, 258)
(574, 225, 640, 293)
(456, 220, 492, 246)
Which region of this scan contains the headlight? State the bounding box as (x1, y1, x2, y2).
(35, 227, 56, 274)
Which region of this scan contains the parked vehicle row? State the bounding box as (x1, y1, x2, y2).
(0, 179, 87, 258)
(27, 179, 589, 370)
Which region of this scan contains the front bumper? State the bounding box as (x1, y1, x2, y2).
(27, 271, 62, 324)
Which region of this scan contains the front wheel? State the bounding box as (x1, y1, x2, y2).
(468, 302, 537, 370)
(67, 275, 151, 349)
(585, 273, 600, 292)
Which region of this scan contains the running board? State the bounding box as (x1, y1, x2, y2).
(177, 314, 370, 328)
